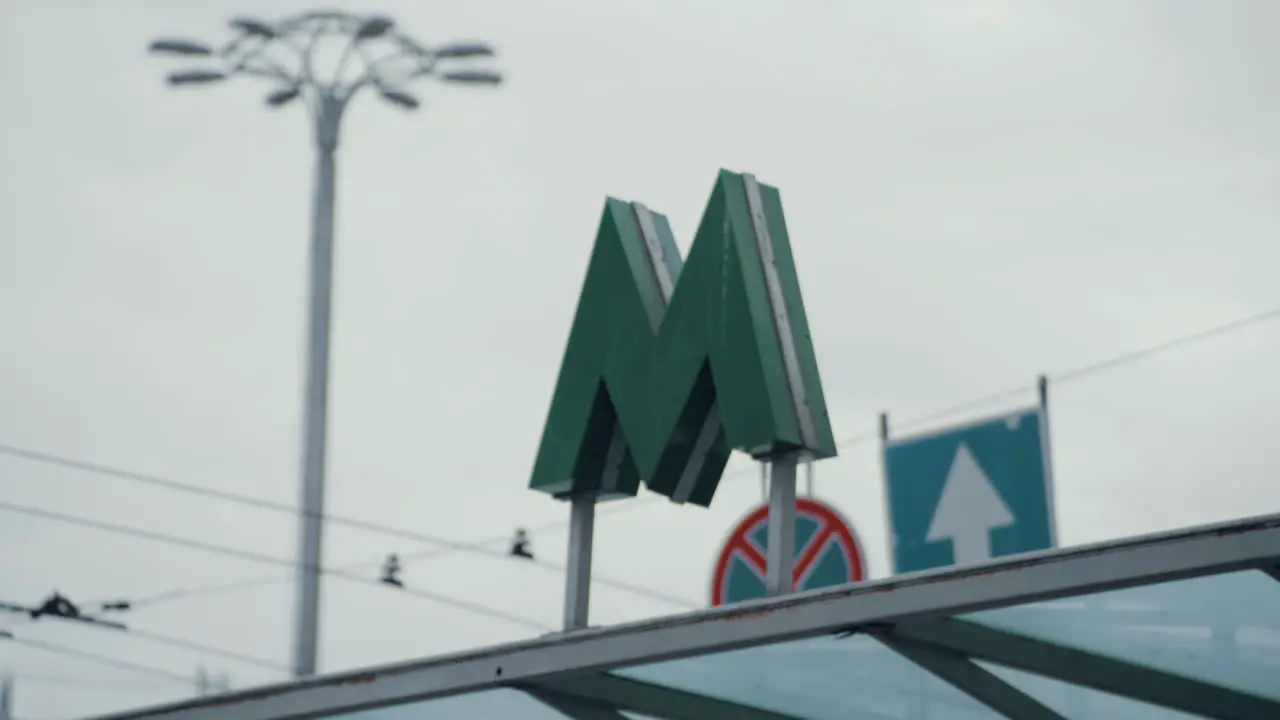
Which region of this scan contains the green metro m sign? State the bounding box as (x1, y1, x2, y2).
(530, 170, 836, 507)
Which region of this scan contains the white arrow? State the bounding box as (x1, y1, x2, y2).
(926, 443, 1015, 565)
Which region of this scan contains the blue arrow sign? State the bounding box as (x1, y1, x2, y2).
(884, 407, 1056, 574)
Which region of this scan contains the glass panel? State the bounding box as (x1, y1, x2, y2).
(620, 633, 1000, 719)
(978, 662, 1204, 719)
(963, 569, 1280, 700)
(324, 688, 569, 719)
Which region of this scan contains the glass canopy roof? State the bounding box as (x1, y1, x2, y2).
(88, 514, 1280, 720)
(336, 569, 1280, 720)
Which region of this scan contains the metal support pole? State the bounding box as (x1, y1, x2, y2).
(1, 672, 14, 720)
(563, 493, 597, 630)
(1037, 375, 1050, 443)
(292, 95, 343, 679)
(879, 411, 895, 576)
(1036, 374, 1060, 547)
(149, 15, 503, 681)
(765, 453, 798, 597)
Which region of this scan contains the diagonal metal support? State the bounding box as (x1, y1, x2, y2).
(524, 687, 631, 720)
(889, 618, 1280, 720)
(524, 673, 804, 720)
(870, 633, 1065, 720)
(1260, 563, 1280, 584)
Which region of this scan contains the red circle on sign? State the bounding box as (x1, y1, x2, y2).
(710, 497, 867, 607)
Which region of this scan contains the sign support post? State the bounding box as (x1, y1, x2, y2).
(1039, 374, 1083, 720)
(1037, 374, 1060, 546)
(562, 492, 597, 631)
(878, 411, 892, 571)
(765, 453, 798, 596)
(0, 672, 12, 720)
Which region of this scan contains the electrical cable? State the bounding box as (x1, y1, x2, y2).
(6, 673, 171, 689)
(1, 304, 1276, 718)
(829, 304, 1280, 448)
(0, 501, 553, 633)
(116, 628, 289, 674)
(0, 442, 519, 555)
(110, 500, 675, 611)
(4, 635, 192, 685)
(1054, 306, 1280, 382)
(4, 304, 1278, 616)
(0, 444, 688, 608)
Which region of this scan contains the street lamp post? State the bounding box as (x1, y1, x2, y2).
(148, 11, 502, 679)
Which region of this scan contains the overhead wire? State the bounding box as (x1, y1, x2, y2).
(4, 635, 192, 685)
(0, 504, 684, 628)
(128, 543, 694, 611)
(2, 302, 1276, 707)
(0, 507, 544, 697)
(1054, 306, 1280, 382)
(0, 607, 288, 675)
(4, 673, 171, 689)
(0, 442, 541, 557)
(0, 501, 554, 634)
(827, 304, 1280, 448)
(3, 304, 1278, 618)
(0, 443, 693, 609)
(114, 628, 289, 674)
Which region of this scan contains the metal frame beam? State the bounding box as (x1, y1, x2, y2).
(873, 635, 1065, 719)
(84, 513, 1280, 720)
(528, 673, 803, 720)
(1261, 562, 1280, 583)
(524, 687, 630, 720)
(888, 618, 1280, 720)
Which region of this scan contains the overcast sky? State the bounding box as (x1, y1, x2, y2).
(2, 0, 1280, 717)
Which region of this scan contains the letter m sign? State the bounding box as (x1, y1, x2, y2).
(529, 170, 836, 507)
